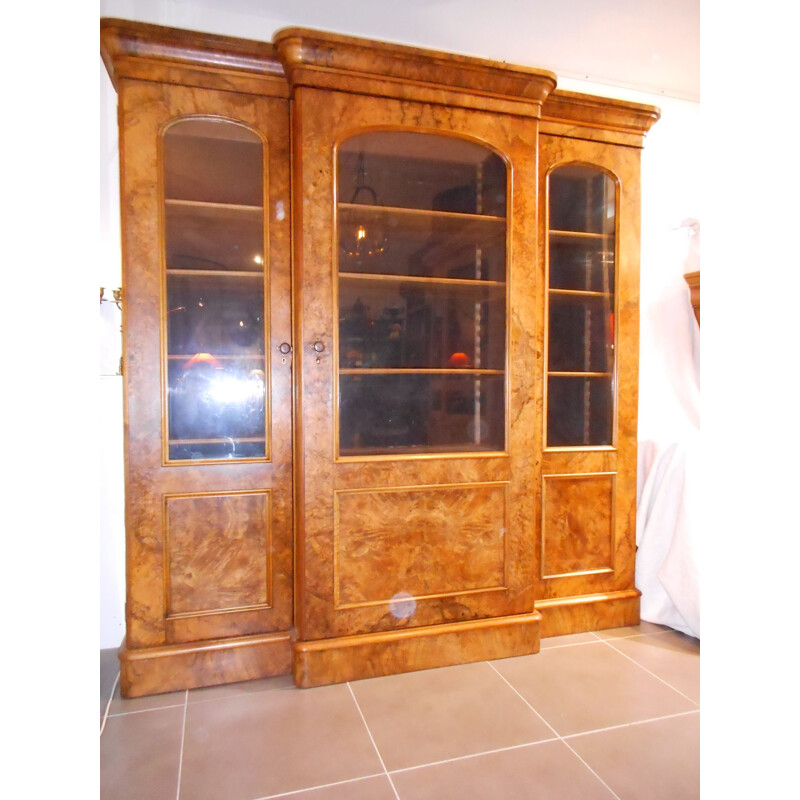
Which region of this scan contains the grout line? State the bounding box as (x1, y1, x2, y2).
(486, 661, 560, 737)
(99, 671, 120, 736)
(346, 682, 401, 800)
(487, 661, 623, 800)
(106, 702, 189, 718)
(175, 690, 188, 800)
(257, 773, 388, 799)
(563, 708, 700, 740)
(598, 636, 699, 705)
(538, 628, 675, 651)
(387, 736, 561, 775)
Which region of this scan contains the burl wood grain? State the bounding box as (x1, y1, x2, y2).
(293, 613, 541, 688)
(291, 86, 542, 651)
(108, 68, 294, 694)
(541, 474, 614, 578)
(104, 17, 660, 691)
(166, 491, 271, 615)
(334, 484, 508, 607)
(120, 631, 293, 697)
(535, 134, 645, 636)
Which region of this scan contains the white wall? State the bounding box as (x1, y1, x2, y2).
(98, 2, 700, 648)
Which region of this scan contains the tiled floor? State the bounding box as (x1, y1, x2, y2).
(100, 622, 699, 800)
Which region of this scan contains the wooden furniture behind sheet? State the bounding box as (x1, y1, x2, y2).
(685, 270, 700, 324)
(101, 18, 659, 697)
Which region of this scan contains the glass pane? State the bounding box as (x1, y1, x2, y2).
(339, 279, 505, 370)
(163, 119, 267, 461)
(546, 166, 615, 447)
(547, 376, 613, 447)
(549, 166, 615, 234)
(340, 374, 504, 455)
(337, 131, 507, 457)
(338, 133, 506, 216)
(338, 206, 506, 282)
(548, 295, 613, 374)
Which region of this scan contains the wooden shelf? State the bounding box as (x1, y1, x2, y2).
(340, 368, 504, 376)
(165, 198, 263, 213)
(339, 201, 504, 224)
(549, 288, 612, 299)
(548, 371, 613, 378)
(340, 271, 505, 289)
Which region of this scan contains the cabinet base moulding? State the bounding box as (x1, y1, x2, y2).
(293, 612, 541, 688)
(119, 631, 293, 698)
(536, 589, 641, 637)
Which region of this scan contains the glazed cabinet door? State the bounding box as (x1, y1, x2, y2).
(119, 80, 293, 667)
(292, 88, 542, 664)
(535, 133, 642, 635)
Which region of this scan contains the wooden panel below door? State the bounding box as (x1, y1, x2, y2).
(334, 483, 509, 608)
(165, 491, 272, 616)
(541, 473, 615, 578)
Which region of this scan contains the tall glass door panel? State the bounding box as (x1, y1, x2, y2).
(337, 131, 508, 458)
(546, 165, 616, 448)
(163, 118, 267, 461)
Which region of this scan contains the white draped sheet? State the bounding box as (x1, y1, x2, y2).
(636, 221, 700, 638)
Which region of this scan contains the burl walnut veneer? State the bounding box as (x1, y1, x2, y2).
(101, 18, 659, 696)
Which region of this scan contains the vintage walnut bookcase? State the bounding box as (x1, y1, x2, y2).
(100, 19, 659, 696)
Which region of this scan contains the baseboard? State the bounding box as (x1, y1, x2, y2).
(536, 589, 641, 637)
(119, 631, 293, 697)
(293, 612, 541, 688)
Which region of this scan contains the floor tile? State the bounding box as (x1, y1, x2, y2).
(269, 774, 398, 799)
(493, 642, 696, 736)
(605, 630, 700, 703)
(100, 705, 185, 800)
(350, 661, 554, 771)
(567, 711, 700, 800)
(391, 740, 616, 800)
(108, 681, 187, 716)
(178, 683, 383, 800)
(100, 648, 120, 720)
(187, 672, 296, 705)
(539, 631, 599, 649)
(593, 622, 672, 639)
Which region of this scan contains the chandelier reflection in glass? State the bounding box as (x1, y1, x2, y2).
(340, 151, 387, 262)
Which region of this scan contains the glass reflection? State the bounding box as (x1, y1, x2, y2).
(163, 118, 267, 461)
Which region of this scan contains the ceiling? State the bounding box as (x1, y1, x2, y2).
(100, 0, 700, 102)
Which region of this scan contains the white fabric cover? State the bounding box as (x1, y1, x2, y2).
(636, 221, 700, 638)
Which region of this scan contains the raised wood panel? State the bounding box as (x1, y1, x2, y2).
(165, 491, 271, 616)
(541, 473, 614, 578)
(334, 483, 508, 608)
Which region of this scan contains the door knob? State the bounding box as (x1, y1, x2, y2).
(312, 340, 325, 353)
(278, 342, 292, 354)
